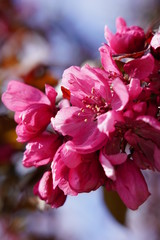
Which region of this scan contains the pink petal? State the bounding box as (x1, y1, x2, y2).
(62, 65, 93, 107)
(52, 107, 107, 153)
(99, 44, 121, 75)
(62, 64, 111, 107)
(23, 132, 61, 167)
(60, 141, 82, 168)
(132, 102, 147, 113)
(2, 80, 50, 112)
(104, 25, 114, 47)
(69, 157, 102, 193)
(52, 107, 81, 136)
(107, 153, 127, 165)
(150, 32, 160, 50)
(133, 151, 154, 170)
(99, 150, 116, 180)
(124, 53, 154, 79)
(136, 115, 160, 130)
(45, 84, 57, 108)
(52, 145, 78, 196)
(116, 17, 127, 31)
(111, 77, 129, 110)
(128, 78, 142, 100)
(58, 99, 70, 109)
(115, 160, 150, 210)
(97, 110, 123, 135)
(34, 171, 66, 208)
(16, 104, 53, 142)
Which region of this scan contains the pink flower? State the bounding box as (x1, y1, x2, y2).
(2, 18, 159, 210)
(2, 81, 57, 142)
(106, 160, 150, 210)
(23, 131, 62, 167)
(52, 142, 105, 195)
(105, 17, 145, 54)
(34, 171, 66, 208)
(52, 64, 129, 153)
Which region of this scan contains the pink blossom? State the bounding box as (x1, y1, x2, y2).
(52, 64, 129, 153)
(2, 18, 160, 210)
(2, 81, 57, 142)
(105, 17, 145, 54)
(52, 142, 105, 195)
(34, 171, 66, 208)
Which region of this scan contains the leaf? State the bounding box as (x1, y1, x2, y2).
(103, 187, 127, 225)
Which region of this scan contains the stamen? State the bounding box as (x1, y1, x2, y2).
(91, 87, 95, 94)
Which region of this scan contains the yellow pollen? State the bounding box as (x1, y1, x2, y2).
(78, 112, 81, 116)
(81, 109, 85, 112)
(84, 118, 88, 122)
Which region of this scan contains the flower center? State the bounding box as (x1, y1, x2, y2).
(78, 87, 109, 122)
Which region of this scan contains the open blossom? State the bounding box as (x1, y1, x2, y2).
(2, 80, 57, 142)
(34, 171, 67, 208)
(52, 141, 105, 195)
(105, 17, 145, 54)
(52, 64, 128, 153)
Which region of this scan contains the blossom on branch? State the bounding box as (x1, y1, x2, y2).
(104, 17, 146, 54)
(2, 17, 160, 210)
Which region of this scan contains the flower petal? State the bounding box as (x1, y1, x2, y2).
(45, 84, 57, 108)
(52, 106, 107, 153)
(2, 80, 50, 112)
(60, 141, 82, 168)
(52, 145, 78, 196)
(16, 104, 53, 142)
(34, 171, 66, 208)
(99, 44, 121, 75)
(115, 160, 150, 210)
(111, 77, 129, 110)
(99, 150, 116, 180)
(23, 132, 61, 167)
(69, 157, 103, 193)
(97, 110, 123, 135)
(124, 53, 154, 79)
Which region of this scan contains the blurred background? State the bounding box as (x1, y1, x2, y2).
(0, 0, 160, 239)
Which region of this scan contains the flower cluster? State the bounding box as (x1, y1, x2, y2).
(2, 17, 160, 210)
